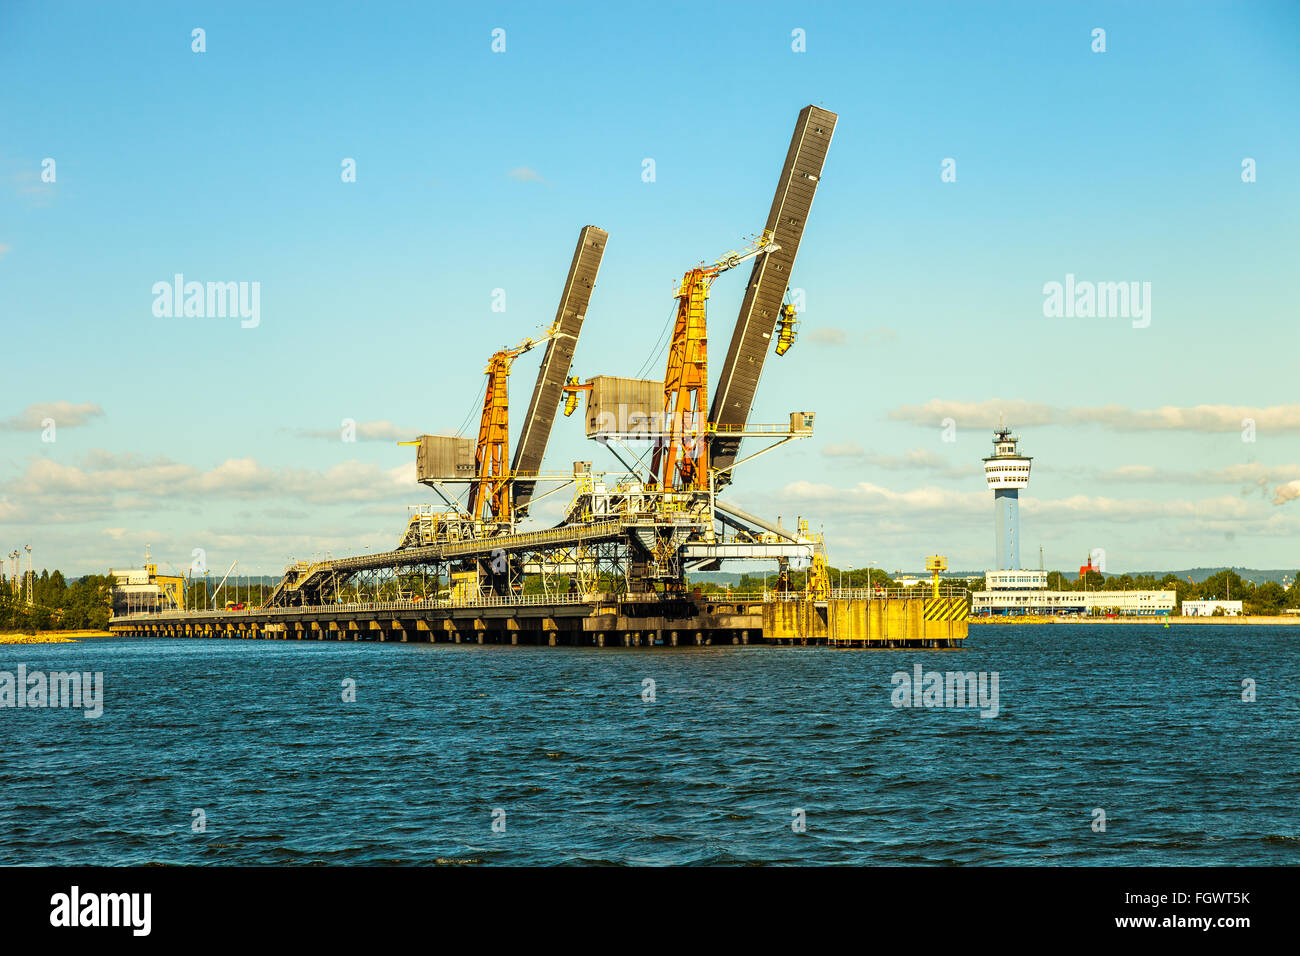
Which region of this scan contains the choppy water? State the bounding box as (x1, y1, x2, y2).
(1, 625, 1296, 865)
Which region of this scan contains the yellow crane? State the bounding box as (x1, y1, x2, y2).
(469, 325, 562, 522)
(649, 233, 779, 491)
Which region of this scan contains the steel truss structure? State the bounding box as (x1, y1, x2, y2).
(264, 106, 836, 610)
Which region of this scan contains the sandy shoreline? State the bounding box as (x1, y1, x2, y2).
(0, 630, 112, 645)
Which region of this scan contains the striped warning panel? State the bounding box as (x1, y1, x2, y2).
(924, 597, 969, 621)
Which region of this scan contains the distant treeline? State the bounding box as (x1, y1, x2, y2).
(0, 571, 114, 631)
(4, 563, 1296, 632)
(1046, 568, 1300, 613)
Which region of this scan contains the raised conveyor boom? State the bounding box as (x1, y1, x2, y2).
(708, 106, 836, 487)
(511, 225, 608, 514)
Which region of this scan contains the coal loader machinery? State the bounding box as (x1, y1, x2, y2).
(111, 106, 968, 648)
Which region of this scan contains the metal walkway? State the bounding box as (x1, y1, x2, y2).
(267, 519, 628, 606)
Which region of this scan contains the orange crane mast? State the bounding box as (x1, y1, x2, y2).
(470, 327, 559, 522)
(650, 233, 779, 491)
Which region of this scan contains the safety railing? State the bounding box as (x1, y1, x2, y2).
(113, 591, 605, 622)
(709, 422, 811, 435)
(761, 587, 971, 602)
(112, 586, 975, 623)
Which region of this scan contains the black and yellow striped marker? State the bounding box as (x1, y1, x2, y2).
(923, 597, 969, 621)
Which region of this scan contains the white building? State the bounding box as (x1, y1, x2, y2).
(972, 571, 1175, 617)
(109, 558, 185, 616)
(985, 570, 1048, 589)
(1181, 600, 1243, 617)
(971, 590, 1176, 616)
(973, 428, 1173, 616)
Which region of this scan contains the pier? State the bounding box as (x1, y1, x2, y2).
(109, 589, 969, 648)
(107, 106, 972, 651)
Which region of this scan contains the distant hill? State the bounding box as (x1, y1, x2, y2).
(1119, 568, 1296, 585)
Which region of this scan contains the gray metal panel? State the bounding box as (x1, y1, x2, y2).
(512, 225, 608, 513)
(585, 375, 663, 438)
(417, 435, 476, 481)
(709, 106, 836, 486)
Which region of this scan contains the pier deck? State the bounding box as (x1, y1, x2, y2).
(109, 591, 968, 648)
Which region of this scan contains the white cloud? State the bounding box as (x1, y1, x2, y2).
(821, 444, 975, 478)
(888, 400, 1300, 434)
(821, 441, 865, 458)
(0, 451, 421, 522)
(1022, 493, 1257, 522)
(1064, 404, 1300, 432)
(777, 480, 985, 516)
(759, 478, 1300, 570)
(1092, 462, 1300, 488)
(296, 419, 421, 442)
(0, 401, 103, 430)
(888, 399, 1055, 428)
(507, 166, 545, 183)
(775, 480, 1264, 524)
(866, 448, 975, 477)
(1273, 480, 1300, 506)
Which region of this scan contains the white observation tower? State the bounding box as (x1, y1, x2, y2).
(983, 422, 1032, 570)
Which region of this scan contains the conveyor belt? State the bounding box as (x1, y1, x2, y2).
(709, 106, 836, 487)
(512, 225, 608, 514)
(269, 519, 627, 604)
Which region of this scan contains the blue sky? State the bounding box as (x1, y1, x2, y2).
(2, 0, 1298, 577)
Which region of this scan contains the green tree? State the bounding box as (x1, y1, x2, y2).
(1200, 569, 1245, 602)
(1249, 581, 1286, 615)
(1286, 572, 1300, 609)
(1080, 570, 1106, 590)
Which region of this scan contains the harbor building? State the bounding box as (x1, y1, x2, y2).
(971, 572, 1175, 616)
(983, 425, 1031, 570)
(110, 550, 184, 617)
(971, 427, 1174, 617)
(1181, 600, 1243, 617)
